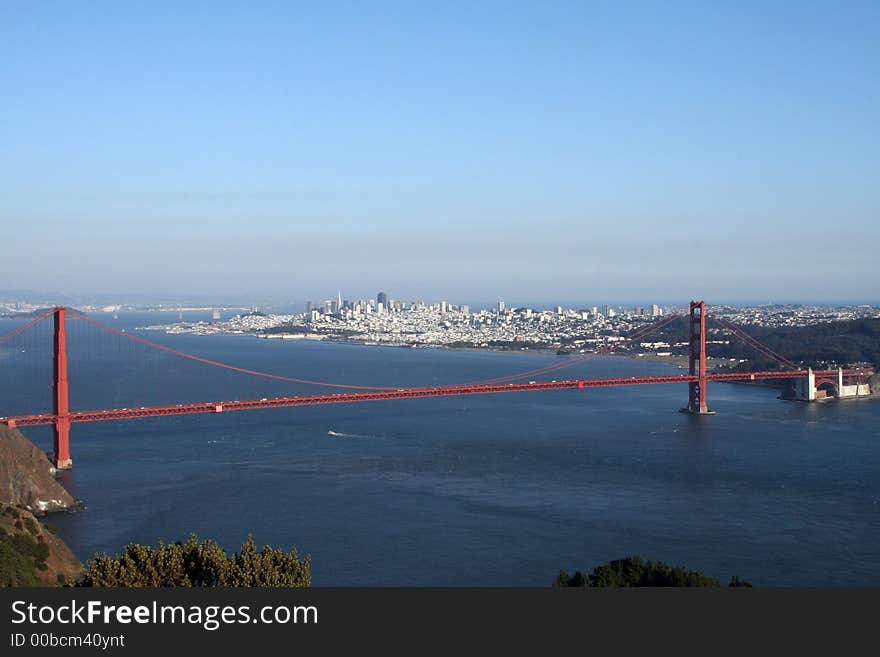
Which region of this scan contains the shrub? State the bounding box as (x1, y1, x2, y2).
(554, 556, 741, 588)
(79, 534, 311, 588)
(23, 517, 39, 536)
(0, 531, 49, 585)
(0, 540, 40, 586)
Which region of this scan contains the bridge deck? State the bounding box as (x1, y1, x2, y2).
(1, 369, 869, 427)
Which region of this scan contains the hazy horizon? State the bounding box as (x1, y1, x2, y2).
(3, 2, 878, 302)
(2, 287, 878, 312)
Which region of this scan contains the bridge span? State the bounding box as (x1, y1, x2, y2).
(0, 302, 873, 469)
(0, 368, 865, 429)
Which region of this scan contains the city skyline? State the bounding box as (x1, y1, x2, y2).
(2, 284, 880, 312)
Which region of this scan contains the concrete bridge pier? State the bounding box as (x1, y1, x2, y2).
(794, 367, 871, 401)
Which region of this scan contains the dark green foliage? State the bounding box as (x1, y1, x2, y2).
(554, 556, 741, 588)
(79, 534, 311, 588)
(0, 540, 40, 586)
(590, 556, 720, 587)
(568, 571, 588, 587)
(14, 521, 22, 531)
(42, 522, 58, 535)
(728, 576, 753, 588)
(553, 570, 570, 587)
(0, 530, 50, 586)
(555, 570, 588, 587)
(23, 517, 39, 536)
(8, 533, 50, 565)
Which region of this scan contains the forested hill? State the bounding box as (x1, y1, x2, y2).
(633, 317, 880, 371)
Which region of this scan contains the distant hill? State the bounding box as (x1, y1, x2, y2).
(0, 307, 88, 319)
(0, 307, 53, 319)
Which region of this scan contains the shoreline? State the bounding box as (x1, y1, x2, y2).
(139, 325, 687, 361)
(134, 328, 874, 388)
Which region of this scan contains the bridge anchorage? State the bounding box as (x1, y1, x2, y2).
(0, 303, 873, 470)
(794, 368, 872, 401)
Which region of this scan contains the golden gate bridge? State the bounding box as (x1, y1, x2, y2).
(0, 301, 872, 470)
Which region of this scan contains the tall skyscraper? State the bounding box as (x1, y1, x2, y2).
(498, 300, 505, 313)
(377, 291, 388, 309)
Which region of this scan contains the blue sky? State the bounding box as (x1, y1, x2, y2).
(2, 1, 878, 305)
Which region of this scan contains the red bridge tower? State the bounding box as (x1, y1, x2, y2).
(683, 300, 715, 415)
(52, 307, 73, 469)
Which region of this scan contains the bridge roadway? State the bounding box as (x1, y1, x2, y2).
(1, 369, 869, 428)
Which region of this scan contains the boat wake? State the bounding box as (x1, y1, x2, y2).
(327, 430, 373, 439)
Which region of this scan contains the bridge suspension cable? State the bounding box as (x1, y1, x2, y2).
(67, 310, 396, 391)
(463, 313, 683, 385)
(709, 316, 801, 371)
(0, 308, 804, 397)
(66, 309, 686, 391)
(0, 309, 55, 344)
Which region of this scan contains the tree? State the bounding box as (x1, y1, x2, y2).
(553, 569, 570, 587)
(553, 569, 587, 587)
(590, 556, 721, 587)
(554, 556, 733, 587)
(0, 539, 41, 586)
(728, 576, 753, 588)
(0, 527, 50, 586)
(79, 534, 310, 587)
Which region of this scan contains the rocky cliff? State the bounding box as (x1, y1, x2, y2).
(0, 425, 76, 512)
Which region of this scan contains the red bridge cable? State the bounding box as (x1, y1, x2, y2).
(64, 309, 685, 392)
(709, 316, 787, 367)
(0, 309, 55, 344)
(497, 313, 682, 383)
(69, 310, 610, 391)
(608, 313, 683, 350)
(463, 313, 683, 385)
(716, 317, 800, 370)
(709, 316, 801, 371)
(67, 311, 395, 391)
